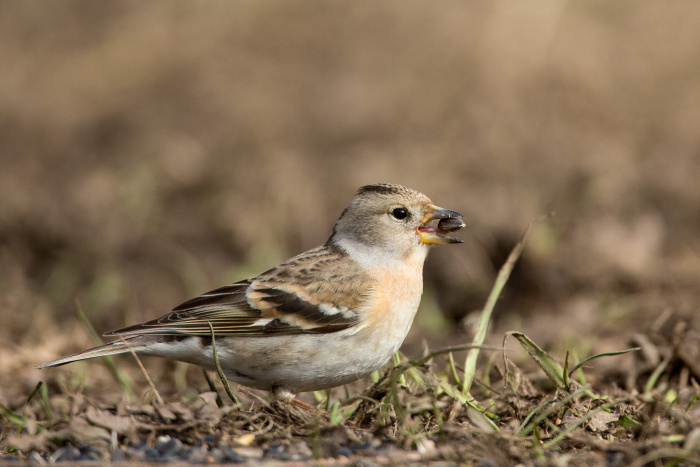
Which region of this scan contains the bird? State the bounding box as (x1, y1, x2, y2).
(36, 183, 465, 403)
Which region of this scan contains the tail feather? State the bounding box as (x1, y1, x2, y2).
(35, 339, 146, 369)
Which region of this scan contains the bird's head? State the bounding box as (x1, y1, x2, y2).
(329, 183, 465, 262)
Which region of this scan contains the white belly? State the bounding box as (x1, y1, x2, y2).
(141, 250, 427, 393)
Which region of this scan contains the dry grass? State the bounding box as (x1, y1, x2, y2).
(2, 1, 700, 464)
(3, 317, 699, 464)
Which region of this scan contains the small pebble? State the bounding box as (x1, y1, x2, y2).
(49, 446, 81, 463)
(351, 440, 381, 452)
(350, 460, 376, 467)
(203, 434, 216, 446)
(156, 437, 184, 457)
(110, 450, 127, 462)
(208, 448, 224, 463)
(605, 452, 625, 467)
(123, 447, 147, 461)
(481, 457, 500, 467)
(186, 446, 210, 463)
(220, 445, 246, 463)
(266, 443, 290, 460)
(438, 217, 465, 232)
(337, 447, 352, 457)
(78, 446, 103, 461)
(27, 452, 46, 464)
(233, 446, 264, 459)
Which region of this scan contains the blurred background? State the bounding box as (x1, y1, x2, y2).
(1, 1, 699, 399)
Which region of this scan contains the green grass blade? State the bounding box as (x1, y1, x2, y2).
(516, 398, 558, 435)
(448, 352, 463, 391)
(463, 217, 543, 395)
(645, 353, 672, 396)
(0, 404, 26, 427)
(25, 381, 43, 405)
(329, 401, 343, 426)
(75, 300, 135, 398)
(517, 387, 587, 436)
(563, 350, 570, 390)
(411, 344, 497, 368)
(505, 331, 567, 390)
(207, 322, 241, 408)
(393, 352, 407, 387)
(567, 347, 641, 378)
(201, 369, 224, 408)
(38, 381, 53, 426)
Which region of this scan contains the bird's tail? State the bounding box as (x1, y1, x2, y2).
(35, 338, 147, 369)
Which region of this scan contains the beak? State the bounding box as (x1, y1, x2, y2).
(418, 206, 466, 245)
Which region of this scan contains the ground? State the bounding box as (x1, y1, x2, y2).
(1, 2, 700, 465)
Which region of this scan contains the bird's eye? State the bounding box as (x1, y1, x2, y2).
(391, 207, 408, 220)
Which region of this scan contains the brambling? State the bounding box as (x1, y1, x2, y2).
(37, 183, 465, 402)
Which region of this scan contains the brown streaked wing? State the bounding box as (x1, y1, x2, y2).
(255, 287, 360, 332)
(103, 278, 360, 337)
(103, 280, 261, 337)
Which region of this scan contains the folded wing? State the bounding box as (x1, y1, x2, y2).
(103, 278, 362, 338)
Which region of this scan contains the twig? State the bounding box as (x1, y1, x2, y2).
(117, 334, 163, 405)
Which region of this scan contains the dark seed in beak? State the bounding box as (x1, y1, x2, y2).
(438, 217, 466, 232)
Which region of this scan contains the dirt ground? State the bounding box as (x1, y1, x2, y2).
(1, 2, 700, 465)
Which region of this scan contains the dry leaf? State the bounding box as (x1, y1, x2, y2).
(126, 404, 157, 417)
(1, 432, 51, 452)
(587, 411, 619, 433)
(155, 405, 178, 422)
(85, 405, 136, 435)
(169, 401, 194, 422)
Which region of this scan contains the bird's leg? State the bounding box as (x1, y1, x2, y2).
(271, 385, 317, 411)
(271, 385, 295, 403)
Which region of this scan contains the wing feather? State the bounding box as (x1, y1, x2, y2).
(103, 246, 370, 338)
